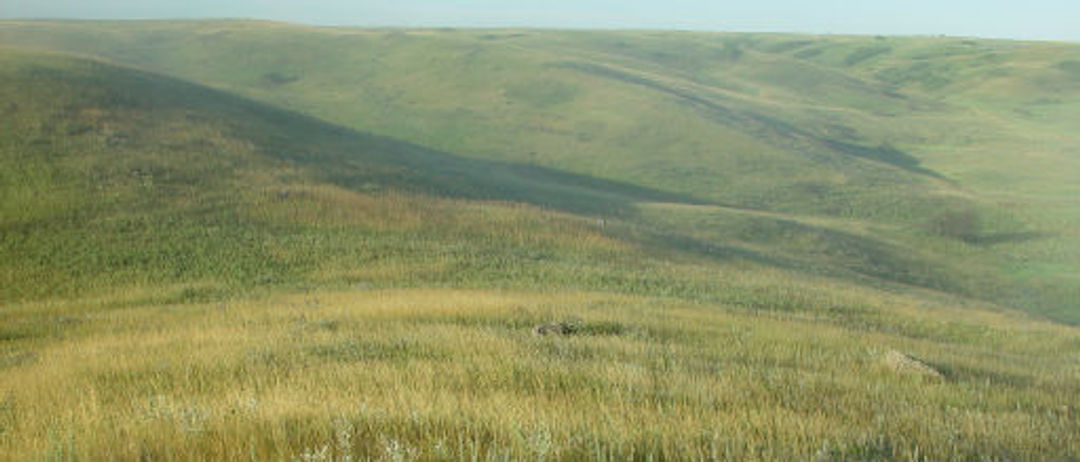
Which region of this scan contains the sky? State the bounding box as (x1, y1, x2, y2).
(1, 0, 1077, 42)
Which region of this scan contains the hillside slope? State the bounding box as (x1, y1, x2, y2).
(5, 23, 1077, 213)
(1, 49, 946, 308)
(2, 21, 1076, 321)
(0, 47, 1054, 323)
(0, 49, 676, 301)
(0, 22, 969, 219)
(1, 28, 1079, 462)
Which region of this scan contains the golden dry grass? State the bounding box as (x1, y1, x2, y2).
(2, 288, 1077, 461)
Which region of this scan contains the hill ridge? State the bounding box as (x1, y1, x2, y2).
(2, 23, 1078, 323)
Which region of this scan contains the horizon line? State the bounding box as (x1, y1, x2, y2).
(1, 17, 1077, 44)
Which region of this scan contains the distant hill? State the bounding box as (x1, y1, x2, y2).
(2, 23, 1080, 462)
(1, 21, 1077, 322)
(0, 49, 671, 301)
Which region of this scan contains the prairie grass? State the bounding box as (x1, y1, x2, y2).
(3, 22, 1077, 321)
(2, 289, 1078, 461)
(2, 23, 1080, 461)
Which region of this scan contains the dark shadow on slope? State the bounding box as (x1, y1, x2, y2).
(635, 209, 1079, 325)
(12, 55, 962, 290)
(34, 57, 714, 217)
(177, 58, 965, 298)
(559, 61, 949, 181)
(627, 214, 963, 295)
(232, 112, 715, 217)
(557, 62, 742, 120)
(10, 52, 1075, 324)
(970, 231, 1056, 246)
(823, 140, 948, 180)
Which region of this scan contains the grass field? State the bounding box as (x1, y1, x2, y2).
(3, 289, 1078, 461)
(1, 21, 1079, 460)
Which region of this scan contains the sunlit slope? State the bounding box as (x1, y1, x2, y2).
(0, 50, 953, 309)
(3, 288, 1079, 461)
(0, 50, 687, 301)
(4, 22, 1076, 217)
(0, 49, 1005, 313)
(1, 22, 1077, 322)
(0, 21, 975, 221)
(3, 21, 1075, 249)
(1, 26, 1079, 462)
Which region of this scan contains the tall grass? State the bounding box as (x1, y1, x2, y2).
(3, 22, 1077, 321)
(1, 26, 1080, 461)
(1, 289, 1077, 461)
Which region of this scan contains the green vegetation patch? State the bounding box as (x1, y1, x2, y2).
(1058, 59, 1080, 77)
(504, 78, 579, 108)
(843, 45, 893, 66)
(0, 24, 1079, 460)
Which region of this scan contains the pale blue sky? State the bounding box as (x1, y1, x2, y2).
(2, 0, 1077, 42)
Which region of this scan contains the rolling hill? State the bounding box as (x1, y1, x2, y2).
(0, 21, 1078, 461)
(2, 19, 1078, 321)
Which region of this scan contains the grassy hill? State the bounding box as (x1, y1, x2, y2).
(7, 23, 1078, 207)
(0, 47, 983, 316)
(0, 21, 1078, 461)
(3, 20, 1078, 321)
(0, 48, 707, 300)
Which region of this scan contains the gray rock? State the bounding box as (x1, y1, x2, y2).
(883, 350, 943, 378)
(533, 321, 581, 336)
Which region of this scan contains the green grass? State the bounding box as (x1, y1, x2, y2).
(1, 21, 1079, 460)
(6, 22, 1077, 321)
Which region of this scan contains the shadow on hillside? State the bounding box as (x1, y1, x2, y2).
(234, 108, 715, 217)
(560, 61, 948, 181)
(180, 68, 969, 296)
(16, 54, 1076, 324)
(80, 60, 716, 217)
(629, 212, 962, 295)
(971, 231, 1056, 246)
(823, 140, 948, 180)
(63, 59, 968, 294)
